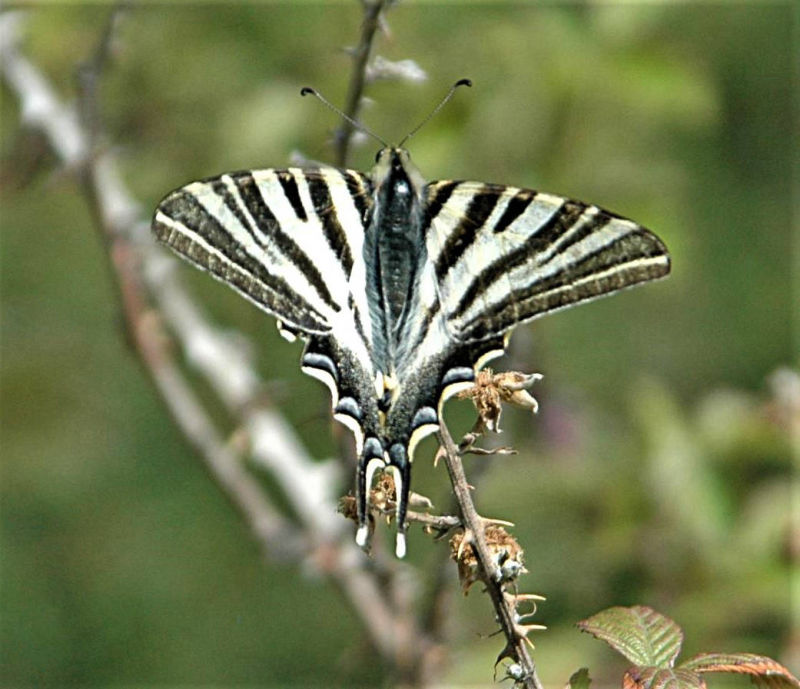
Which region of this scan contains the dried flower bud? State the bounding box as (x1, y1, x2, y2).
(450, 523, 525, 592)
(366, 55, 428, 83)
(458, 368, 542, 432)
(505, 662, 526, 681)
(338, 494, 358, 522)
(337, 472, 396, 526)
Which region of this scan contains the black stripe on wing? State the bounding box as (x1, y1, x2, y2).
(492, 189, 536, 234)
(307, 175, 355, 275)
(343, 170, 373, 225)
(420, 179, 669, 344)
(277, 172, 307, 221)
(434, 188, 501, 280)
(461, 214, 669, 342)
(452, 200, 595, 321)
(217, 174, 339, 312)
(422, 181, 459, 231)
(154, 190, 329, 333)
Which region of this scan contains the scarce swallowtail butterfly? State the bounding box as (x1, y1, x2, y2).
(152, 81, 670, 558)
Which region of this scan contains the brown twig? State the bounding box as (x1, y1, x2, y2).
(334, 0, 388, 166)
(437, 423, 545, 689)
(417, 423, 512, 670)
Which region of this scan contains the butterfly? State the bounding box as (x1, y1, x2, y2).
(151, 84, 670, 557)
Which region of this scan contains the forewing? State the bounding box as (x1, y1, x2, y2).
(422, 180, 671, 343)
(153, 166, 374, 345)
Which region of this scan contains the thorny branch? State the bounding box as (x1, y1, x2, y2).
(438, 424, 545, 689)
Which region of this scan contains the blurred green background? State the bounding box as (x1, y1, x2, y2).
(1, 3, 795, 687)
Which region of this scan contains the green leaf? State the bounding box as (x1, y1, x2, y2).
(577, 606, 683, 668)
(754, 677, 800, 689)
(624, 667, 706, 689)
(680, 653, 800, 689)
(566, 668, 591, 689)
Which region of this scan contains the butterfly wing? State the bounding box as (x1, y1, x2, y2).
(380, 180, 668, 553)
(389, 179, 670, 454)
(153, 168, 371, 336)
(152, 167, 383, 449)
(153, 164, 671, 558)
(422, 180, 671, 344)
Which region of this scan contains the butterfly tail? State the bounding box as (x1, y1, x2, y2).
(387, 443, 411, 558)
(355, 438, 385, 548)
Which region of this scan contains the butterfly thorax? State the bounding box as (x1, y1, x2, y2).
(365, 148, 428, 399)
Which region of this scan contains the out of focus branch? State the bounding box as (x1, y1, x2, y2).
(333, 1, 427, 166)
(2, 6, 311, 560)
(115, 243, 306, 561)
(334, 0, 387, 165)
(0, 13, 87, 166)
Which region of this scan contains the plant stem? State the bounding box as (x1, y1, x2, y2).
(335, 0, 387, 166)
(437, 423, 544, 689)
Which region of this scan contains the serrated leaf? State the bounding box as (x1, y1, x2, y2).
(624, 667, 706, 689)
(566, 667, 591, 689)
(577, 606, 683, 667)
(680, 653, 800, 689)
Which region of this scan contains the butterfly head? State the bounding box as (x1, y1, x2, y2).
(371, 147, 426, 196)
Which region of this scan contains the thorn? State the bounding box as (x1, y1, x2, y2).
(515, 622, 547, 637)
(515, 608, 542, 623)
(458, 432, 479, 452)
(503, 372, 543, 391)
(481, 517, 516, 528)
(494, 642, 515, 666)
(512, 593, 546, 602)
(462, 445, 517, 456)
(408, 491, 433, 508)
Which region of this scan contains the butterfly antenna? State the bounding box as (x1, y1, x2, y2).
(300, 87, 388, 148)
(398, 78, 472, 148)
